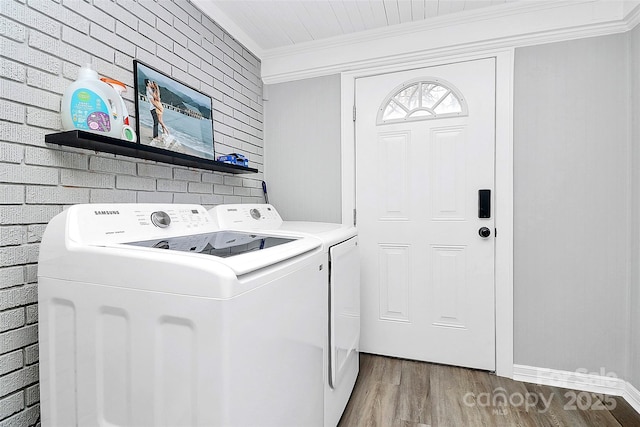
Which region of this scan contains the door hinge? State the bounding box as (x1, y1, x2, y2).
(352, 105, 356, 122)
(353, 208, 357, 226)
(495, 228, 498, 238)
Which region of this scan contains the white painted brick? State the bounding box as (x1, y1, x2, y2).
(26, 225, 46, 244)
(201, 15, 224, 40)
(0, 101, 24, 124)
(146, 0, 172, 24)
(0, 80, 60, 112)
(0, 206, 60, 225)
(0, 351, 23, 376)
(26, 68, 68, 95)
(25, 186, 90, 205)
(24, 265, 37, 284)
(223, 33, 244, 56)
(173, 168, 201, 182)
(170, 67, 201, 92)
(137, 163, 172, 179)
(250, 188, 265, 198)
(0, 37, 60, 76)
(0, 164, 57, 186)
(0, 363, 38, 398)
(23, 344, 37, 365)
(223, 195, 242, 204)
(25, 147, 87, 169)
(25, 107, 61, 130)
(116, 175, 155, 191)
(0, 59, 26, 83)
(114, 0, 153, 27)
(187, 182, 212, 194)
(29, 0, 90, 33)
(0, 268, 23, 290)
(25, 384, 39, 406)
(214, 36, 235, 58)
(90, 189, 137, 203)
(25, 304, 37, 325)
(1, 0, 60, 37)
(214, 184, 233, 195)
(114, 51, 133, 71)
(173, 193, 201, 204)
(157, 46, 186, 72)
(137, 191, 172, 203)
(94, 0, 138, 30)
(89, 22, 135, 57)
(174, 44, 201, 68)
(157, 179, 187, 193)
(242, 178, 261, 188)
(61, 26, 114, 62)
(188, 38, 213, 64)
(187, 15, 209, 40)
(60, 169, 114, 188)
(156, 19, 187, 48)
(0, 402, 40, 427)
(89, 156, 136, 175)
(29, 29, 91, 68)
(158, 0, 188, 26)
(214, 79, 234, 98)
(119, 20, 156, 55)
(0, 17, 26, 43)
(0, 246, 39, 268)
(0, 308, 25, 333)
(0, 185, 24, 205)
(0, 227, 24, 247)
(203, 39, 223, 62)
(201, 194, 224, 205)
(134, 47, 164, 72)
(89, 57, 132, 87)
(233, 186, 251, 197)
(63, 0, 116, 31)
(223, 176, 243, 187)
(202, 172, 223, 184)
(176, 0, 202, 22)
(0, 323, 38, 352)
(174, 16, 201, 44)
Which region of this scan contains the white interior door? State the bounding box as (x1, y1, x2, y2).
(356, 58, 496, 371)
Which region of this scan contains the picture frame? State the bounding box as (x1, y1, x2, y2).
(133, 60, 215, 161)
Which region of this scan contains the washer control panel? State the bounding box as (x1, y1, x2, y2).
(69, 204, 212, 245)
(211, 204, 283, 230)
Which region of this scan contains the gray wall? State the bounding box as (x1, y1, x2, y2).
(630, 24, 640, 391)
(513, 34, 630, 377)
(264, 74, 341, 223)
(0, 0, 263, 424)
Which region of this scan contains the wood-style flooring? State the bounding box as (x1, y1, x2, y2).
(338, 353, 640, 427)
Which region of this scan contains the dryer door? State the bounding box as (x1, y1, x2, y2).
(329, 236, 360, 389)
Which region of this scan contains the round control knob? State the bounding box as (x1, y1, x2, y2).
(479, 227, 491, 238)
(150, 211, 171, 228)
(250, 208, 261, 220)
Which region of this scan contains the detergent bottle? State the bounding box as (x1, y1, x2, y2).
(100, 77, 137, 142)
(61, 64, 124, 139)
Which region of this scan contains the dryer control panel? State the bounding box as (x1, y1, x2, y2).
(211, 204, 283, 230)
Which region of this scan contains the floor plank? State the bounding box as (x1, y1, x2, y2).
(338, 353, 639, 427)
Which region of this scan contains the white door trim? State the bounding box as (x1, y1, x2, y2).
(341, 49, 514, 378)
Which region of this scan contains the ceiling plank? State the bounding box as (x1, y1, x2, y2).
(425, 0, 439, 18)
(329, 1, 355, 34)
(383, 0, 401, 25)
(369, 0, 390, 27)
(411, 0, 426, 20)
(342, 0, 367, 32)
(398, 0, 413, 23)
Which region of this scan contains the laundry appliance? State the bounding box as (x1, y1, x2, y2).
(37, 203, 326, 427)
(210, 204, 360, 427)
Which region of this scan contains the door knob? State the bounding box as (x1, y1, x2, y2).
(479, 227, 491, 238)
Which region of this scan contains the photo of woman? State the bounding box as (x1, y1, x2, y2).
(134, 61, 215, 161)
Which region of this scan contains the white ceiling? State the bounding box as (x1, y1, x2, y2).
(200, 0, 518, 51)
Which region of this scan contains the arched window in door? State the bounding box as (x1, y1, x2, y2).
(377, 78, 468, 125)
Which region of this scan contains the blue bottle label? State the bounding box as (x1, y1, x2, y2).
(70, 88, 111, 132)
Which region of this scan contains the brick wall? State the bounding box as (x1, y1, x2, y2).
(0, 0, 264, 424)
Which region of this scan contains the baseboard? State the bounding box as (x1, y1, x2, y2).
(513, 365, 640, 414)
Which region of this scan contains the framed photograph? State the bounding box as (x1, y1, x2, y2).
(133, 60, 215, 161)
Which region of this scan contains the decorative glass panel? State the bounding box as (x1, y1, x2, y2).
(377, 78, 468, 125)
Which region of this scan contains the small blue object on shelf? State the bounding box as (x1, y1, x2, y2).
(217, 153, 248, 167)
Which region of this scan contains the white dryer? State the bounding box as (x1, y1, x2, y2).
(210, 204, 360, 427)
(38, 203, 326, 427)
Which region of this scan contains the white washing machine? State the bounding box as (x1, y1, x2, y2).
(210, 204, 360, 427)
(38, 203, 326, 427)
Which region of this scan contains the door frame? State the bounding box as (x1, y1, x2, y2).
(340, 49, 514, 378)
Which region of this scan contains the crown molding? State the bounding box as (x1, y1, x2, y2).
(259, 0, 640, 84)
